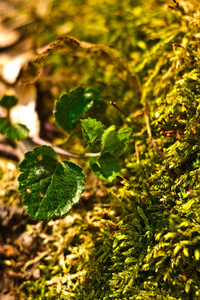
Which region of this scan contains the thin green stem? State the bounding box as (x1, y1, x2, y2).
(7, 108, 10, 121)
(79, 145, 90, 156)
(56, 127, 78, 147)
(65, 127, 77, 143)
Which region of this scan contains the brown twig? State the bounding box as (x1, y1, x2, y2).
(28, 136, 79, 158)
(28, 136, 99, 158)
(135, 141, 140, 164)
(0, 135, 100, 161)
(0, 143, 19, 161)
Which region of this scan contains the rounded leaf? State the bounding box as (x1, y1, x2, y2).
(6, 123, 30, 140)
(81, 117, 105, 145)
(0, 117, 29, 141)
(18, 145, 85, 220)
(54, 87, 104, 134)
(89, 152, 119, 182)
(0, 95, 18, 109)
(101, 126, 132, 157)
(101, 125, 118, 153)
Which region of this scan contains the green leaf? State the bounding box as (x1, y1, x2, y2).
(18, 145, 85, 220)
(114, 127, 132, 157)
(101, 126, 132, 156)
(0, 95, 18, 109)
(0, 117, 9, 132)
(101, 125, 118, 153)
(81, 117, 105, 146)
(54, 87, 104, 134)
(6, 124, 30, 141)
(86, 88, 107, 111)
(89, 152, 119, 182)
(0, 117, 29, 141)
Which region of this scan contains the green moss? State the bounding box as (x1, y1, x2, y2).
(71, 1, 200, 300)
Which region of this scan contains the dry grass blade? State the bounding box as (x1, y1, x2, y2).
(21, 35, 142, 97)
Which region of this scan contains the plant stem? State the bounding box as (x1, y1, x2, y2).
(28, 136, 99, 158)
(57, 127, 78, 147)
(65, 127, 77, 143)
(79, 145, 90, 156)
(143, 102, 167, 161)
(7, 108, 10, 121)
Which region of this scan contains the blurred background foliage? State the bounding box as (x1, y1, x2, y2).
(1, 0, 177, 128)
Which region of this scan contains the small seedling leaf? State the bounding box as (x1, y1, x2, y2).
(101, 125, 118, 153)
(101, 126, 132, 156)
(18, 145, 85, 220)
(0, 117, 9, 132)
(81, 117, 105, 146)
(89, 152, 119, 182)
(114, 127, 132, 156)
(0, 117, 29, 140)
(0, 95, 18, 109)
(54, 87, 104, 133)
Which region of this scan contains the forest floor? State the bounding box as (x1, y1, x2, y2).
(2, 0, 198, 299)
(0, 157, 118, 299)
(0, 1, 119, 298)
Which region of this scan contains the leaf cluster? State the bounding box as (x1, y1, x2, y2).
(0, 95, 29, 141)
(17, 87, 132, 220)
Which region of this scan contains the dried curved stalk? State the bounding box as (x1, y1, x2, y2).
(21, 36, 142, 98)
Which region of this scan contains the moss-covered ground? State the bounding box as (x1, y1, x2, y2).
(1, 0, 200, 299)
